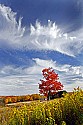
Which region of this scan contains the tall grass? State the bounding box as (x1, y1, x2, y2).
(0, 88, 83, 125)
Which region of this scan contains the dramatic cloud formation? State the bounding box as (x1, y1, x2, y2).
(0, 4, 25, 48)
(0, 4, 83, 95)
(0, 4, 83, 57)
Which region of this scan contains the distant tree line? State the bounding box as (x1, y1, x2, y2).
(0, 94, 46, 105)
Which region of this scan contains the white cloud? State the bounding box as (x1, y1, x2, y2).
(0, 4, 83, 56)
(33, 58, 56, 68)
(0, 75, 39, 95)
(0, 4, 83, 95)
(0, 58, 83, 95)
(64, 81, 83, 92)
(0, 4, 25, 48)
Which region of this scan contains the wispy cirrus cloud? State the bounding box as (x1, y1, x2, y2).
(0, 4, 83, 57)
(0, 4, 25, 48)
(0, 4, 83, 95)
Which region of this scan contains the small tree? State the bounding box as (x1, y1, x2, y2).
(39, 67, 63, 100)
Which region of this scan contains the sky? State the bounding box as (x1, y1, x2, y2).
(0, 0, 83, 95)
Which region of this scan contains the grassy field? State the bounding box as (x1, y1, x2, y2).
(0, 88, 83, 125)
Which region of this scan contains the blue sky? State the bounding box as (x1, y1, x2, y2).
(0, 0, 83, 95)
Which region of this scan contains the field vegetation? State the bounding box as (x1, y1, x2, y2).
(0, 88, 83, 125)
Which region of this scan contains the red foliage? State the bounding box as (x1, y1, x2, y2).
(39, 67, 63, 97)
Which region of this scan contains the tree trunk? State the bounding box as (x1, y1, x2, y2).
(47, 90, 51, 100)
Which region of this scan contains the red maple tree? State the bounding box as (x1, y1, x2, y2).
(39, 67, 63, 100)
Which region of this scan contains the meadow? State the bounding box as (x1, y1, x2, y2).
(0, 88, 83, 125)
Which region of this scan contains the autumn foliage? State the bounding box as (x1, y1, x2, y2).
(39, 67, 63, 99)
(0, 94, 43, 105)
